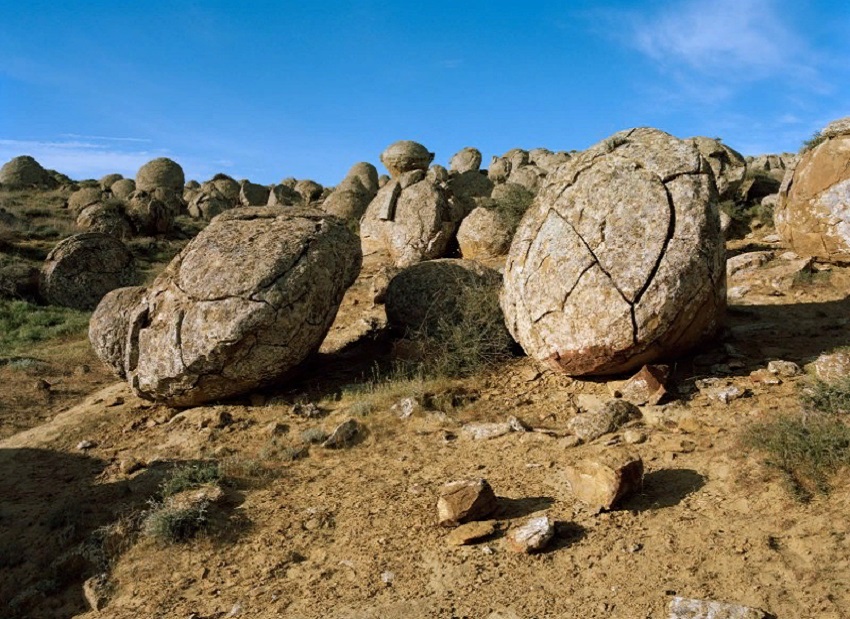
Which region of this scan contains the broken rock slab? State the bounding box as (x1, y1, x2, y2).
(446, 520, 500, 546)
(437, 478, 498, 527)
(565, 450, 644, 512)
(668, 596, 770, 619)
(619, 364, 669, 405)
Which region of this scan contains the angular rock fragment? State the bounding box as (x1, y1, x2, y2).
(567, 400, 641, 442)
(506, 516, 555, 553)
(446, 520, 499, 546)
(437, 478, 498, 527)
(323, 418, 360, 449)
(619, 364, 669, 406)
(565, 450, 644, 511)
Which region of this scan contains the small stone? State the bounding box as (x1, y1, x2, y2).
(619, 364, 669, 406)
(77, 439, 96, 451)
(707, 385, 745, 404)
(506, 516, 555, 553)
(561, 435, 582, 448)
(437, 478, 498, 527)
(82, 573, 110, 611)
(265, 421, 289, 437)
(749, 369, 782, 385)
(380, 570, 395, 585)
(761, 233, 781, 243)
(568, 400, 641, 442)
(767, 360, 802, 377)
(507, 416, 531, 432)
(391, 396, 422, 419)
(623, 429, 647, 445)
(106, 396, 124, 407)
(446, 520, 500, 546)
(565, 450, 644, 512)
(322, 418, 360, 448)
(292, 402, 324, 418)
(668, 596, 769, 619)
(813, 351, 850, 384)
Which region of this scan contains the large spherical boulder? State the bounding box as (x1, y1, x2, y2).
(76, 202, 133, 239)
(322, 186, 371, 222)
(345, 162, 379, 195)
(449, 147, 482, 174)
(689, 137, 746, 202)
(40, 233, 137, 310)
(124, 207, 362, 406)
(360, 178, 456, 267)
(89, 286, 147, 378)
(110, 178, 136, 200)
(0, 156, 55, 189)
(456, 205, 513, 260)
(774, 122, 850, 263)
(99, 173, 124, 190)
(136, 158, 185, 193)
(380, 141, 434, 178)
(68, 187, 106, 215)
(501, 127, 725, 376)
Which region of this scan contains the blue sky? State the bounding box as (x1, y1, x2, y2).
(1, 1, 848, 185)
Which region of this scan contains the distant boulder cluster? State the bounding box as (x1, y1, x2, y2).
(3, 116, 849, 405)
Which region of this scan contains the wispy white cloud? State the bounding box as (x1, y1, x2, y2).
(59, 133, 152, 143)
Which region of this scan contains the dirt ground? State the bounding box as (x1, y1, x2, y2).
(3, 232, 850, 619)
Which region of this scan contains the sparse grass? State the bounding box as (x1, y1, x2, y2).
(801, 131, 827, 154)
(743, 412, 850, 501)
(802, 377, 850, 415)
(143, 500, 210, 544)
(0, 299, 91, 356)
(158, 461, 221, 499)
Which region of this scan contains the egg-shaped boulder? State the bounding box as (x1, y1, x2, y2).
(501, 127, 725, 376)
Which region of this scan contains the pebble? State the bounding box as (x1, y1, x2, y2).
(623, 429, 647, 444)
(767, 359, 802, 377)
(76, 439, 96, 451)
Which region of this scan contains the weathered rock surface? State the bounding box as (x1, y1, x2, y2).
(136, 157, 185, 193)
(76, 202, 133, 239)
(437, 478, 498, 527)
(529, 148, 571, 171)
(506, 516, 554, 553)
(267, 183, 302, 207)
(360, 178, 457, 267)
(488, 156, 512, 183)
(89, 286, 148, 378)
(239, 181, 270, 206)
(68, 187, 106, 215)
(501, 127, 726, 376)
(344, 162, 379, 195)
(124, 207, 361, 406)
(689, 137, 747, 201)
(775, 124, 850, 263)
(508, 164, 546, 194)
(380, 141, 434, 178)
(567, 399, 641, 442)
(812, 351, 850, 384)
(456, 206, 513, 259)
(668, 597, 769, 619)
(295, 180, 323, 204)
(619, 364, 668, 406)
(40, 233, 136, 310)
(565, 450, 644, 511)
(449, 147, 482, 174)
(446, 520, 499, 546)
(125, 190, 174, 234)
(384, 259, 505, 337)
(110, 178, 136, 200)
(99, 173, 123, 190)
(0, 155, 55, 189)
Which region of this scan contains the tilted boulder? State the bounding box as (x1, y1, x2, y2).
(89, 286, 148, 378)
(136, 157, 185, 193)
(239, 181, 270, 206)
(449, 147, 482, 174)
(0, 156, 56, 189)
(380, 140, 434, 178)
(124, 207, 362, 406)
(501, 127, 725, 376)
(774, 121, 850, 263)
(40, 233, 137, 310)
(360, 177, 456, 267)
(689, 137, 747, 202)
(76, 202, 133, 239)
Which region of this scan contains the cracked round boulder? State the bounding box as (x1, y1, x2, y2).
(774, 120, 850, 263)
(40, 232, 137, 310)
(501, 127, 726, 376)
(124, 207, 362, 406)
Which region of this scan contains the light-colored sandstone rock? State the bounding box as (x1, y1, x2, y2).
(446, 520, 499, 546)
(239, 181, 270, 206)
(295, 179, 323, 204)
(110, 178, 136, 200)
(322, 418, 360, 448)
(450, 147, 483, 173)
(267, 183, 302, 207)
(76, 202, 133, 239)
(619, 364, 669, 406)
(124, 207, 361, 406)
(68, 187, 106, 215)
(89, 286, 148, 378)
(380, 140, 434, 178)
(125, 190, 174, 234)
(456, 206, 513, 259)
(488, 156, 512, 183)
(813, 351, 850, 384)
(437, 478, 498, 527)
(188, 187, 232, 220)
(501, 127, 725, 376)
(506, 516, 554, 553)
(726, 251, 773, 277)
(508, 164, 546, 193)
(689, 137, 747, 202)
(565, 450, 644, 511)
(40, 233, 136, 310)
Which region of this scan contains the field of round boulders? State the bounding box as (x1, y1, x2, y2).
(3, 122, 850, 618)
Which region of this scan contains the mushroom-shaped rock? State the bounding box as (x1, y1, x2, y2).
(40, 233, 137, 310)
(124, 207, 362, 406)
(689, 137, 747, 202)
(384, 258, 505, 335)
(449, 147, 482, 174)
(125, 190, 174, 234)
(239, 181, 270, 206)
(0, 156, 55, 189)
(68, 187, 106, 215)
(136, 157, 185, 193)
(89, 286, 148, 378)
(359, 178, 456, 267)
(501, 127, 725, 376)
(76, 202, 133, 239)
(774, 123, 850, 263)
(457, 206, 514, 260)
(110, 178, 136, 200)
(380, 140, 434, 178)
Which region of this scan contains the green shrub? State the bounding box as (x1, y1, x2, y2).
(800, 131, 826, 154)
(159, 461, 221, 499)
(143, 500, 209, 543)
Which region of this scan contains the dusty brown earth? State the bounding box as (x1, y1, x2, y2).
(3, 232, 850, 619)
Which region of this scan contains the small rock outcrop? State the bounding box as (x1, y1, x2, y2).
(501, 127, 726, 376)
(774, 120, 850, 263)
(40, 233, 136, 310)
(123, 207, 361, 406)
(380, 140, 434, 178)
